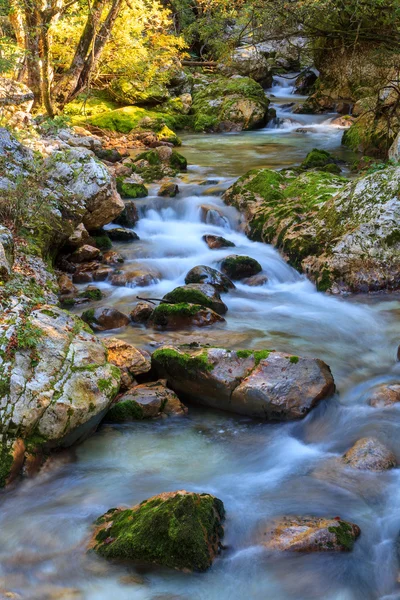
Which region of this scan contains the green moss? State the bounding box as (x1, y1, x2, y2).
(107, 398, 144, 422)
(64, 90, 120, 123)
(91, 234, 112, 251)
(328, 521, 356, 550)
(301, 148, 338, 171)
(170, 151, 187, 171)
(85, 106, 189, 134)
(151, 302, 204, 326)
(289, 355, 299, 364)
(78, 288, 103, 301)
(117, 179, 148, 199)
(163, 288, 213, 310)
(81, 308, 95, 325)
(152, 347, 214, 374)
(92, 492, 225, 571)
(221, 255, 262, 279)
(236, 349, 253, 359)
(236, 349, 271, 365)
(135, 150, 161, 165)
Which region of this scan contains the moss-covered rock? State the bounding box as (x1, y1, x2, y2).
(163, 283, 228, 315)
(342, 108, 400, 160)
(81, 307, 130, 331)
(220, 255, 262, 280)
(301, 149, 341, 173)
(148, 302, 225, 330)
(184, 265, 235, 292)
(85, 106, 188, 141)
(90, 490, 225, 571)
(191, 75, 269, 132)
(152, 346, 335, 419)
(130, 147, 187, 183)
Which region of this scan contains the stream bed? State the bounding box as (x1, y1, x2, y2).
(1, 80, 400, 600)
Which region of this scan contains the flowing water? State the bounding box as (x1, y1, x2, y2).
(2, 79, 400, 600)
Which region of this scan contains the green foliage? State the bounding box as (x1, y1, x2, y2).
(16, 321, 43, 350)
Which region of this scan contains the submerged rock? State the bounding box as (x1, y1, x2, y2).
(148, 303, 225, 330)
(103, 338, 151, 390)
(107, 380, 187, 421)
(152, 347, 334, 420)
(107, 227, 139, 242)
(90, 490, 225, 571)
(220, 255, 262, 280)
(367, 383, 400, 408)
(130, 301, 154, 323)
(261, 516, 360, 552)
(0, 306, 120, 485)
(202, 234, 235, 249)
(342, 437, 396, 471)
(163, 284, 228, 315)
(81, 307, 130, 331)
(185, 265, 235, 292)
(158, 182, 179, 197)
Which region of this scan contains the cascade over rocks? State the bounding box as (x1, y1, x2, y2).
(90, 490, 225, 571)
(260, 516, 360, 552)
(0, 306, 120, 486)
(223, 164, 400, 292)
(152, 346, 335, 420)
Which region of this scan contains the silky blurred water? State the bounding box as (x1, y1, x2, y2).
(1, 79, 400, 600)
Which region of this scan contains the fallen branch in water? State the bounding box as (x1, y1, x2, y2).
(136, 296, 171, 305)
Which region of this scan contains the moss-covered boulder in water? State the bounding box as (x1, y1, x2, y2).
(220, 255, 262, 280)
(163, 283, 228, 315)
(117, 179, 148, 199)
(130, 147, 187, 183)
(191, 75, 269, 132)
(148, 302, 225, 330)
(300, 148, 341, 174)
(90, 490, 225, 571)
(152, 346, 334, 420)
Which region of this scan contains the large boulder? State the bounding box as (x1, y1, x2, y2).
(224, 165, 400, 293)
(90, 490, 225, 571)
(163, 284, 228, 315)
(44, 147, 124, 231)
(0, 306, 120, 486)
(191, 75, 269, 132)
(261, 516, 360, 552)
(219, 46, 272, 86)
(152, 347, 335, 420)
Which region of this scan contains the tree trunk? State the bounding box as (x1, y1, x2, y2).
(23, 3, 43, 106)
(54, 0, 107, 105)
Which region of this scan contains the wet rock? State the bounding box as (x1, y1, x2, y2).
(67, 223, 90, 248)
(185, 265, 235, 292)
(148, 303, 225, 330)
(72, 271, 93, 284)
(90, 490, 225, 571)
(103, 337, 151, 390)
(58, 274, 77, 296)
(70, 244, 102, 263)
(158, 182, 179, 197)
(260, 516, 360, 552)
(78, 286, 103, 301)
(368, 383, 400, 408)
(107, 228, 139, 242)
(94, 148, 122, 163)
(152, 347, 334, 419)
(81, 307, 130, 331)
(102, 250, 124, 265)
(202, 234, 235, 249)
(163, 283, 228, 315)
(130, 149, 187, 183)
(0, 306, 120, 485)
(331, 116, 354, 127)
(107, 380, 187, 421)
(242, 273, 268, 286)
(110, 268, 159, 288)
(199, 204, 229, 227)
(114, 200, 138, 228)
(342, 437, 396, 471)
(93, 267, 113, 281)
(293, 69, 318, 95)
(130, 301, 154, 323)
(300, 148, 341, 174)
(220, 254, 262, 280)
